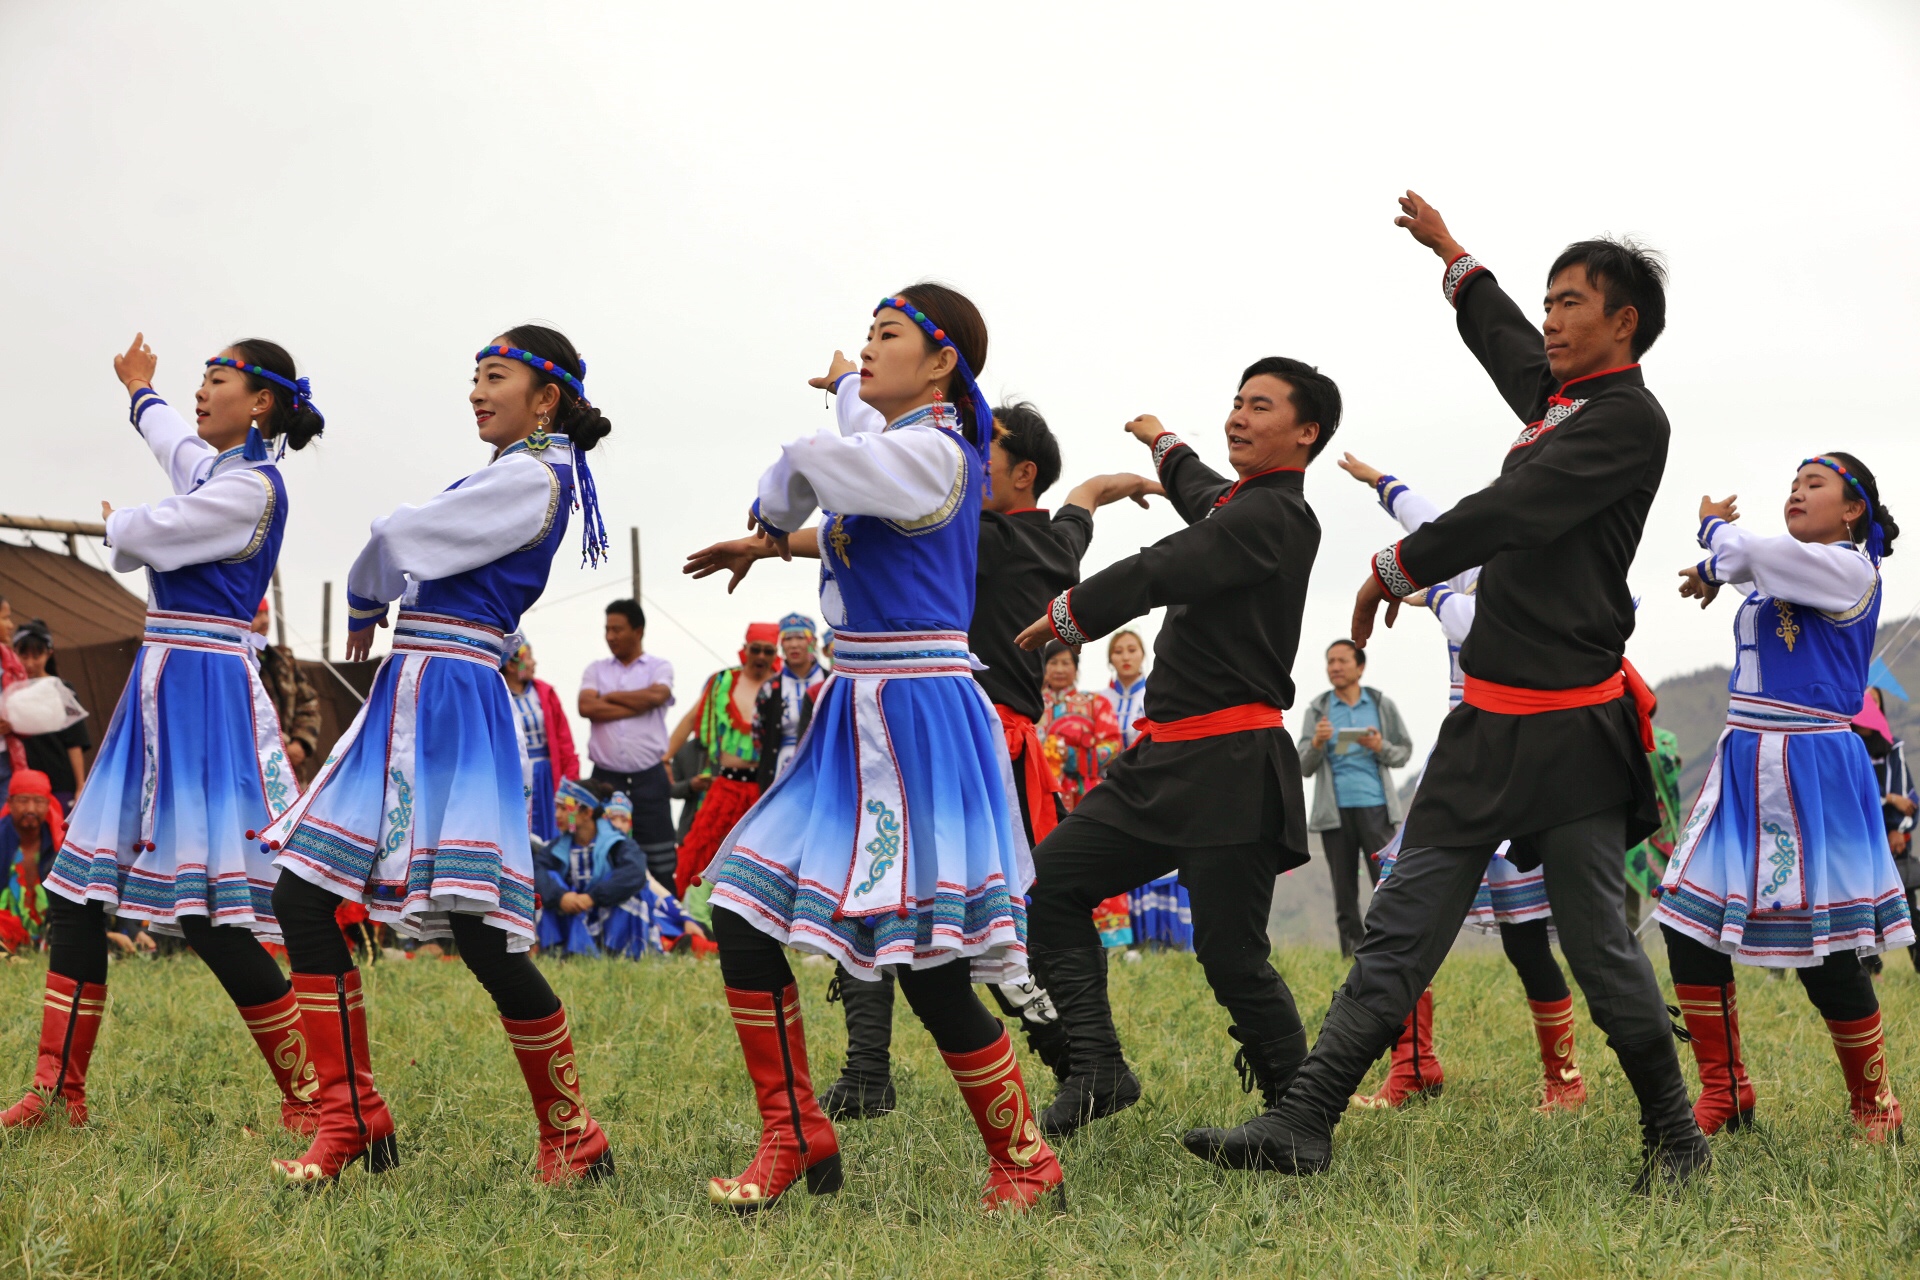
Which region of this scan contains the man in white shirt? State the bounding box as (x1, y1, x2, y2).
(578, 599, 677, 884)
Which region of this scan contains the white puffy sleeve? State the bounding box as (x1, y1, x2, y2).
(1697, 518, 1878, 614)
(752, 425, 964, 534)
(104, 469, 273, 573)
(345, 455, 559, 618)
(1376, 475, 1443, 535)
(129, 392, 217, 494)
(1425, 579, 1477, 645)
(832, 374, 888, 437)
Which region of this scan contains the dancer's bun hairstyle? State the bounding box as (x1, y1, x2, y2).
(500, 324, 611, 452)
(1823, 451, 1899, 559)
(228, 338, 324, 450)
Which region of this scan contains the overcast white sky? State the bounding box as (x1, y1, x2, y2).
(3, 1, 1917, 761)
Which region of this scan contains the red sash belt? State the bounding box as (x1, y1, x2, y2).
(995, 705, 1059, 842)
(1461, 659, 1655, 752)
(1133, 702, 1285, 743)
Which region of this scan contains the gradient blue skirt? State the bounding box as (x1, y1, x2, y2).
(1658, 721, 1914, 966)
(707, 657, 1029, 983)
(49, 620, 294, 940)
(267, 624, 536, 950)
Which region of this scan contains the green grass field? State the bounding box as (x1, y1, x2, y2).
(1, 943, 1916, 1279)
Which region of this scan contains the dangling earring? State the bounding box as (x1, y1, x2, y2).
(529, 413, 552, 452)
(930, 387, 950, 428)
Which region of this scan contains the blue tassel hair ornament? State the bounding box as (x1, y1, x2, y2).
(206, 356, 314, 463)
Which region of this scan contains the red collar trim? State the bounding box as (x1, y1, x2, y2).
(1215, 466, 1305, 506)
(1002, 506, 1048, 516)
(1555, 363, 1639, 395)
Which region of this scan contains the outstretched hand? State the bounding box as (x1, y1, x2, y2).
(344, 616, 387, 662)
(114, 332, 156, 394)
(1677, 565, 1721, 610)
(1064, 472, 1163, 512)
(1393, 191, 1466, 263)
(1699, 494, 1738, 525)
(1015, 616, 1055, 652)
(807, 350, 859, 393)
(1336, 452, 1383, 488)
(684, 534, 777, 593)
(1351, 572, 1401, 649)
(1123, 414, 1165, 446)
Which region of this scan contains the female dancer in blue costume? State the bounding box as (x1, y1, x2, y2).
(262, 327, 617, 1184)
(694, 285, 1064, 1213)
(1660, 455, 1911, 1140)
(7, 335, 326, 1135)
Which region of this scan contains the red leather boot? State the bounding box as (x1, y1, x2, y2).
(1352, 988, 1443, 1108)
(708, 984, 842, 1213)
(1, 972, 107, 1128)
(1674, 982, 1755, 1134)
(270, 970, 398, 1184)
(502, 1006, 613, 1182)
(1828, 1010, 1902, 1142)
(238, 988, 322, 1135)
(1528, 996, 1588, 1113)
(943, 1031, 1066, 1212)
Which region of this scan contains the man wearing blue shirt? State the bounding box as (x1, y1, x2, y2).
(1299, 641, 1413, 956)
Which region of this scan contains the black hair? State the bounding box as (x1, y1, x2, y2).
(1238, 357, 1343, 461)
(12, 618, 57, 675)
(605, 598, 646, 629)
(1821, 452, 1899, 559)
(1326, 637, 1366, 666)
(1545, 238, 1668, 359)
(227, 339, 325, 451)
(580, 777, 615, 813)
(1042, 639, 1080, 668)
(890, 283, 990, 445)
(498, 324, 612, 452)
(992, 401, 1062, 498)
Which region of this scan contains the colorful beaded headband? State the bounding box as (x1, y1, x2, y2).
(475, 344, 588, 402)
(872, 295, 995, 481)
(1801, 455, 1885, 561)
(205, 357, 313, 411)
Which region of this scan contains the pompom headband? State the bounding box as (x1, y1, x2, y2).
(475, 345, 587, 401)
(473, 344, 611, 570)
(206, 356, 318, 461)
(1801, 455, 1886, 562)
(873, 296, 995, 483)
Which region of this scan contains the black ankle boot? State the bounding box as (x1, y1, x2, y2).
(1233, 1024, 1308, 1112)
(1613, 1034, 1712, 1193)
(821, 967, 897, 1121)
(991, 977, 1073, 1085)
(1032, 947, 1142, 1139)
(1183, 994, 1396, 1173)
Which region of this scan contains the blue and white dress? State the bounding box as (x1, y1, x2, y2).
(510, 684, 557, 842)
(264, 435, 582, 951)
(1368, 476, 1548, 930)
(48, 391, 296, 938)
(1656, 516, 1913, 965)
(706, 402, 1031, 982)
(533, 819, 686, 958)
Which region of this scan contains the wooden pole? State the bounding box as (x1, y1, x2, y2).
(271, 566, 288, 648)
(321, 581, 333, 661)
(630, 526, 641, 602)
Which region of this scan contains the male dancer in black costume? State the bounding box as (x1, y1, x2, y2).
(1014, 357, 1334, 1142)
(1185, 192, 1709, 1192)
(686, 373, 1159, 1113)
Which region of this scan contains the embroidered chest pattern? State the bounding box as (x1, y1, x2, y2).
(1510, 399, 1587, 450)
(1774, 600, 1800, 652)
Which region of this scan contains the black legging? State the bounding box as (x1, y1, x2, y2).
(45, 893, 289, 1007)
(1499, 918, 1571, 1003)
(271, 873, 558, 1021)
(713, 907, 1000, 1055)
(1663, 924, 1877, 1022)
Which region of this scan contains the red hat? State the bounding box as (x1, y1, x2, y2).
(6, 769, 51, 798)
(257, 599, 271, 614)
(745, 623, 780, 646)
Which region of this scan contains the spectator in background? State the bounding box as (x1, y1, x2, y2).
(251, 600, 322, 785)
(533, 777, 684, 959)
(1038, 641, 1122, 811)
(1623, 720, 1684, 928)
(578, 599, 676, 884)
(819, 626, 835, 670)
(11, 620, 89, 810)
(0, 769, 60, 956)
(1298, 639, 1414, 958)
(502, 639, 579, 842)
(1100, 629, 1149, 752)
(755, 613, 827, 786)
(0, 595, 27, 796)
(1855, 687, 1917, 973)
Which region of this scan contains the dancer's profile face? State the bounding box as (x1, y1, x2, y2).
(194, 348, 276, 451)
(1541, 266, 1638, 382)
(859, 307, 957, 422)
(1785, 461, 1867, 546)
(471, 338, 563, 452)
(1223, 374, 1318, 477)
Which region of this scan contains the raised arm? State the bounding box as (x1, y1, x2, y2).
(752, 426, 964, 536)
(1123, 416, 1231, 523)
(103, 469, 273, 573)
(114, 334, 216, 494)
(1695, 517, 1878, 615)
(1396, 192, 1554, 422)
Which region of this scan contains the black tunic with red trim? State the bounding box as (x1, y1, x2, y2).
(1046, 442, 1315, 863)
(1374, 257, 1667, 849)
(972, 505, 1094, 722)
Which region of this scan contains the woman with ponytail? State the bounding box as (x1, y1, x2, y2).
(7, 335, 325, 1136)
(261, 325, 616, 1185)
(1660, 452, 1911, 1141)
(689, 285, 1064, 1214)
